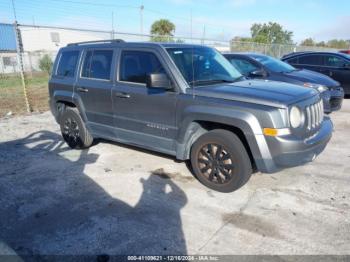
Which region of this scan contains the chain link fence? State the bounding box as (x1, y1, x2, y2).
(229, 41, 338, 58)
(0, 23, 338, 117)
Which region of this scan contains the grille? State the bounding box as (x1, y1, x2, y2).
(306, 100, 324, 130)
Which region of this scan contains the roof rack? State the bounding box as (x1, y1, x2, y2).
(67, 39, 125, 46)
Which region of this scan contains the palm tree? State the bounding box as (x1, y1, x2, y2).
(150, 19, 175, 42)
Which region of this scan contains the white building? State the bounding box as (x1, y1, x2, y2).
(1, 25, 111, 73)
(20, 27, 110, 52)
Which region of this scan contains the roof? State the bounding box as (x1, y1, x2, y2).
(64, 40, 207, 50)
(223, 52, 263, 56)
(282, 51, 314, 59)
(282, 51, 350, 60)
(160, 43, 206, 48)
(0, 23, 17, 51)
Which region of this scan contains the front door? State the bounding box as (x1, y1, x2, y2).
(112, 49, 178, 154)
(323, 55, 350, 93)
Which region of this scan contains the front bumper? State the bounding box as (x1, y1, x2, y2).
(322, 87, 344, 113)
(256, 117, 333, 173)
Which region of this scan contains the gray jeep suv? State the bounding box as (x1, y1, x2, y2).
(49, 40, 333, 192)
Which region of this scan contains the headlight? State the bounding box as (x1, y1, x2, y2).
(303, 83, 328, 93)
(290, 106, 303, 128)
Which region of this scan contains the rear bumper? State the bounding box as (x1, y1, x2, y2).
(256, 117, 333, 173)
(322, 87, 344, 113)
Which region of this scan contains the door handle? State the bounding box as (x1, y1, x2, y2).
(115, 92, 130, 98)
(77, 87, 89, 93)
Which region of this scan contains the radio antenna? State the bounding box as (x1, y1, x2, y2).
(191, 47, 195, 98)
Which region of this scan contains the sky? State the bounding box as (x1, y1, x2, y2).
(0, 0, 349, 43)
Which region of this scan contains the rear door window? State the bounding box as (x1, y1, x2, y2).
(81, 50, 113, 80)
(56, 50, 80, 77)
(119, 51, 165, 84)
(298, 55, 323, 66)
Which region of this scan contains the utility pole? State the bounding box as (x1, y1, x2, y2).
(201, 25, 206, 45)
(12, 0, 30, 112)
(11, 0, 17, 21)
(190, 9, 193, 43)
(111, 12, 115, 39)
(140, 4, 144, 35)
(14, 22, 31, 113)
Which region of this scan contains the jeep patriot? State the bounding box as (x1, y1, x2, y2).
(49, 40, 333, 192)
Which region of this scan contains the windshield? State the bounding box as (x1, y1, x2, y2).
(166, 47, 242, 86)
(252, 55, 296, 73)
(341, 53, 350, 60)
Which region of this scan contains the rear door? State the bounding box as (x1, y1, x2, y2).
(49, 49, 80, 103)
(75, 49, 116, 137)
(112, 49, 178, 154)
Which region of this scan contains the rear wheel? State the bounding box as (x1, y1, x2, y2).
(190, 129, 252, 193)
(59, 107, 93, 149)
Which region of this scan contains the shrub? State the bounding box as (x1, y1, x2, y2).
(39, 54, 53, 74)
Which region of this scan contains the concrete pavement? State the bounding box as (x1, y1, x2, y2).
(0, 100, 349, 256)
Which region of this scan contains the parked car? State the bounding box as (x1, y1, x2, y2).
(282, 51, 350, 95)
(223, 53, 344, 113)
(339, 50, 350, 54)
(49, 40, 333, 192)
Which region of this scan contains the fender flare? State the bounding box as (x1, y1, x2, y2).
(52, 91, 88, 123)
(175, 106, 270, 172)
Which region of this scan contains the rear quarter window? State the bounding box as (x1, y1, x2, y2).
(56, 50, 80, 77)
(285, 57, 298, 64)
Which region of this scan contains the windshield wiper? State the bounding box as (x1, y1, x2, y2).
(233, 75, 246, 82)
(189, 79, 235, 86)
(282, 69, 300, 73)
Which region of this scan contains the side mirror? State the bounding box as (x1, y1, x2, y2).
(249, 69, 266, 78)
(146, 73, 172, 90)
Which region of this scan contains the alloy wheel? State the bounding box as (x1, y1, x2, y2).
(197, 143, 235, 185)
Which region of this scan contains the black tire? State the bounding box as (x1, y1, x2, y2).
(59, 107, 93, 149)
(190, 129, 252, 193)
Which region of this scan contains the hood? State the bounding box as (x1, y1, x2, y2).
(282, 69, 339, 87)
(189, 79, 318, 108)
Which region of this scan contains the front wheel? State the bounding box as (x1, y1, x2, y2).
(190, 129, 252, 193)
(59, 107, 93, 149)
